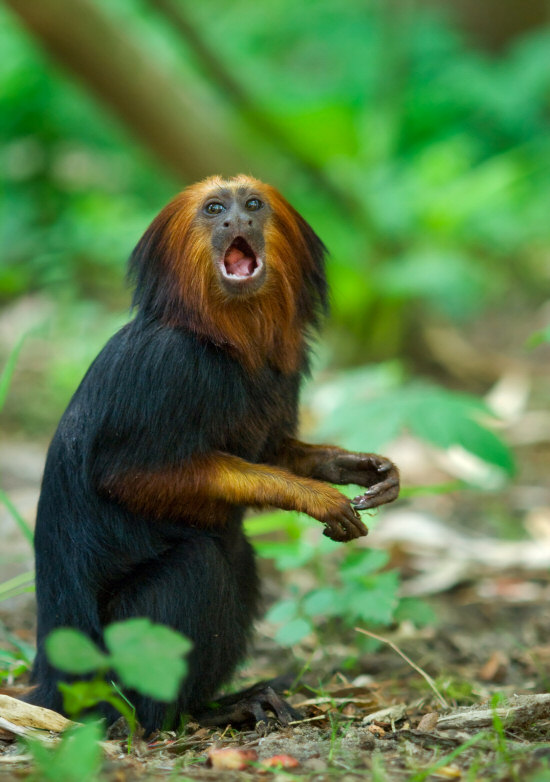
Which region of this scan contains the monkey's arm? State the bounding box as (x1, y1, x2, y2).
(275, 438, 400, 510)
(100, 451, 367, 542)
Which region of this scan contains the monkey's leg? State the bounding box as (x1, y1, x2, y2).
(277, 438, 400, 510)
(102, 528, 259, 734)
(101, 451, 368, 542)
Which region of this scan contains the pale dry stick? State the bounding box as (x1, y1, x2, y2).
(355, 627, 449, 709)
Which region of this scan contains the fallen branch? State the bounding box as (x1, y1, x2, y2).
(436, 693, 550, 731)
(0, 695, 74, 732)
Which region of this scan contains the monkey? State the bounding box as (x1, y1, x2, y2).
(28, 175, 399, 733)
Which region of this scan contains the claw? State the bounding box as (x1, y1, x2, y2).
(352, 475, 400, 511)
(195, 681, 301, 729)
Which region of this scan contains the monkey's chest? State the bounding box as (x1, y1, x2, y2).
(221, 369, 299, 462)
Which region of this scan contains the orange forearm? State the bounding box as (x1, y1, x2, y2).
(101, 450, 353, 527)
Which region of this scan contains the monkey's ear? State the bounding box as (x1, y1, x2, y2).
(294, 209, 329, 321)
(127, 199, 189, 322)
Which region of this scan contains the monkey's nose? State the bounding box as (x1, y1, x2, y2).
(223, 213, 253, 230)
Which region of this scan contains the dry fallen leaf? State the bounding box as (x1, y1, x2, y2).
(479, 650, 508, 682)
(368, 724, 386, 737)
(417, 712, 439, 732)
(208, 747, 258, 770)
(260, 754, 300, 769)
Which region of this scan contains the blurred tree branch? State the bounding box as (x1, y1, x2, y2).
(149, 0, 365, 219)
(3, 0, 249, 183)
(4, 0, 371, 225)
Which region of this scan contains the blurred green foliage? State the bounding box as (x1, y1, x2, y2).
(253, 512, 435, 649)
(0, 1, 549, 435)
(2, 1, 549, 323)
(26, 721, 103, 782)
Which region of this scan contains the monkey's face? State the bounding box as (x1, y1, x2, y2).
(197, 184, 270, 296)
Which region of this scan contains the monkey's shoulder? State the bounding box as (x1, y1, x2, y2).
(52, 319, 302, 471)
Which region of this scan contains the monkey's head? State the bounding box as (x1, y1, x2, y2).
(129, 175, 328, 372)
(197, 179, 268, 297)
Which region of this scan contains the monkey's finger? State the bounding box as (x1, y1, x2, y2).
(258, 687, 302, 726)
(334, 453, 394, 473)
(322, 524, 351, 542)
(352, 475, 400, 510)
(323, 506, 368, 541)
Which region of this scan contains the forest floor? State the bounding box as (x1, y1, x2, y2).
(2, 411, 550, 781)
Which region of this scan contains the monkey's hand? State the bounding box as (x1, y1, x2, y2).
(319, 496, 369, 542)
(345, 454, 399, 510)
(308, 451, 399, 508)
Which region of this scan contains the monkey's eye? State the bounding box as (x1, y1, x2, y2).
(205, 202, 226, 215)
(245, 198, 262, 211)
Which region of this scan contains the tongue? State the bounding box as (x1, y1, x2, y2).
(225, 247, 255, 277)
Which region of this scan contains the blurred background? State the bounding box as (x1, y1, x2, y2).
(1, 0, 550, 663)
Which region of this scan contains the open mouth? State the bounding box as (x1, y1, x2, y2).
(222, 237, 263, 280)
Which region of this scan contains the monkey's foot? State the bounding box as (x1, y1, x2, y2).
(194, 680, 301, 730)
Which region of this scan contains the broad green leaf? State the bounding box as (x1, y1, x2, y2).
(340, 549, 390, 580)
(527, 324, 550, 347)
(245, 510, 298, 536)
(265, 599, 299, 624)
(405, 386, 514, 474)
(26, 721, 103, 782)
(254, 540, 316, 571)
(275, 618, 313, 647)
(46, 629, 107, 675)
(59, 680, 137, 731)
(59, 680, 116, 716)
(394, 598, 437, 628)
(302, 588, 340, 618)
(346, 571, 400, 625)
(105, 618, 191, 701)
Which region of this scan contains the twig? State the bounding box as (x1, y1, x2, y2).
(355, 627, 449, 709)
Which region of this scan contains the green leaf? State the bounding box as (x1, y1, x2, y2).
(394, 597, 437, 627)
(105, 618, 191, 701)
(527, 323, 550, 347)
(254, 539, 316, 571)
(59, 680, 136, 731)
(274, 618, 313, 647)
(46, 629, 108, 675)
(245, 510, 298, 536)
(405, 385, 514, 474)
(265, 599, 299, 624)
(346, 571, 400, 625)
(340, 549, 390, 580)
(59, 680, 116, 716)
(302, 588, 340, 618)
(26, 721, 103, 782)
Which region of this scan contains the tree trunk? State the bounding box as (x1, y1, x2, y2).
(4, 0, 249, 183)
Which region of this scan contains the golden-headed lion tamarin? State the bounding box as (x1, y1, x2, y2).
(29, 175, 399, 732)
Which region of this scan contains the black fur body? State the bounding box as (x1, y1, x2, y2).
(29, 317, 303, 732)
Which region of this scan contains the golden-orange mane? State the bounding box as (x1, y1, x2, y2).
(129, 175, 328, 373)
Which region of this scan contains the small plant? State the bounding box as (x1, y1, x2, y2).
(0, 619, 35, 684)
(256, 519, 433, 649)
(26, 721, 103, 782)
(45, 618, 192, 732)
